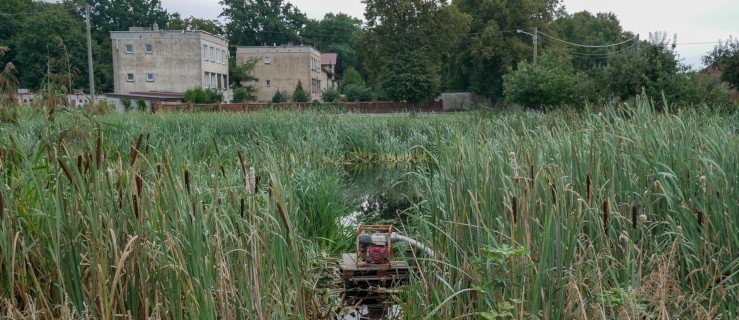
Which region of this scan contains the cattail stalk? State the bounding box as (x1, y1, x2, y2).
(240, 198, 245, 218)
(603, 199, 610, 236)
(254, 175, 261, 193)
(185, 170, 191, 194)
(698, 210, 704, 230)
(586, 173, 592, 202)
(57, 156, 78, 191)
(96, 124, 102, 170)
(130, 133, 144, 166)
(512, 196, 518, 224)
(276, 202, 290, 236)
(132, 194, 139, 219)
(631, 204, 637, 229)
(135, 175, 143, 198)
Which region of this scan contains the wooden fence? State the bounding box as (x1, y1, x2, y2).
(152, 100, 444, 114)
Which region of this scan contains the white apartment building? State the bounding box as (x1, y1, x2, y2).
(110, 26, 229, 98)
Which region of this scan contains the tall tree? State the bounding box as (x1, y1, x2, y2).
(359, 0, 470, 104)
(703, 37, 739, 90)
(549, 11, 634, 71)
(10, 2, 90, 91)
(443, 0, 560, 99)
(220, 0, 309, 46)
(66, 0, 170, 33)
(304, 13, 363, 75)
(167, 14, 224, 35)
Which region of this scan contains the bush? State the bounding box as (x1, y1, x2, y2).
(136, 99, 147, 112)
(272, 90, 288, 103)
(503, 53, 591, 109)
(232, 87, 256, 103)
(293, 80, 310, 102)
(184, 88, 209, 103)
(321, 87, 341, 102)
(120, 98, 132, 110)
(343, 84, 374, 102)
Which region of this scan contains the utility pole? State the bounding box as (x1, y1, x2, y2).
(533, 26, 538, 64)
(85, 4, 96, 105)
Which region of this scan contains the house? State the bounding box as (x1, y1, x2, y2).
(236, 44, 339, 101)
(320, 53, 341, 92)
(110, 25, 229, 101)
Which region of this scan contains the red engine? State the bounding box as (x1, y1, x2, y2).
(365, 246, 388, 264)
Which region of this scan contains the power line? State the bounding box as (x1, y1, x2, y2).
(0, 8, 75, 16)
(537, 30, 637, 48)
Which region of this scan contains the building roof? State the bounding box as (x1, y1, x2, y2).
(321, 53, 338, 65)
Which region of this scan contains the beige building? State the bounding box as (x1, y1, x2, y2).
(111, 26, 229, 97)
(320, 53, 341, 92)
(236, 45, 325, 101)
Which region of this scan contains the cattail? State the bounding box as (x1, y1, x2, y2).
(254, 175, 261, 193)
(212, 137, 220, 156)
(77, 154, 83, 173)
(586, 173, 592, 202)
(631, 204, 638, 229)
(130, 133, 144, 166)
(240, 198, 245, 218)
(184, 170, 191, 194)
(135, 174, 143, 198)
(529, 165, 534, 187)
(237, 151, 247, 189)
(57, 157, 77, 191)
(603, 200, 610, 236)
(144, 133, 150, 156)
(132, 194, 139, 219)
(276, 202, 290, 235)
(84, 152, 91, 174)
(512, 196, 518, 224)
(96, 124, 102, 170)
(698, 210, 704, 229)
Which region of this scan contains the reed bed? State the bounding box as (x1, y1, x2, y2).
(0, 99, 737, 319)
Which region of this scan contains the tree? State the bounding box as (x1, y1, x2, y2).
(232, 87, 256, 102)
(503, 53, 590, 109)
(220, 0, 309, 46)
(229, 57, 259, 101)
(12, 6, 89, 91)
(603, 32, 680, 101)
(442, 0, 560, 99)
(339, 66, 365, 92)
(292, 80, 309, 102)
(304, 13, 363, 75)
(272, 90, 288, 103)
(360, 0, 470, 105)
(703, 37, 739, 90)
(549, 11, 634, 71)
(320, 87, 340, 102)
(167, 14, 223, 35)
(66, 0, 170, 34)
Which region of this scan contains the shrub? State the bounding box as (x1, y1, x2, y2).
(503, 53, 591, 109)
(292, 80, 310, 102)
(232, 86, 256, 103)
(120, 98, 132, 110)
(343, 84, 374, 102)
(321, 87, 341, 102)
(272, 90, 288, 103)
(136, 99, 147, 112)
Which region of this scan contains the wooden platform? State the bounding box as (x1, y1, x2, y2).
(339, 253, 412, 286)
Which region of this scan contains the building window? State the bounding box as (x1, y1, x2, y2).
(265, 80, 271, 87)
(125, 44, 133, 54)
(203, 45, 208, 60)
(204, 72, 209, 88)
(215, 49, 220, 63)
(264, 56, 271, 64)
(223, 51, 228, 64)
(127, 73, 134, 82)
(211, 73, 216, 89)
(146, 73, 154, 82)
(210, 47, 215, 62)
(145, 44, 153, 54)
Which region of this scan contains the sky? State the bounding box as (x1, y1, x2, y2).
(161, 0, 739, 68)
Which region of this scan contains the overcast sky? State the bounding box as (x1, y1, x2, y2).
(161, 0, 739, 68)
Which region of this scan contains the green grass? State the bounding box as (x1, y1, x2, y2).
(0, 99, 737, 319)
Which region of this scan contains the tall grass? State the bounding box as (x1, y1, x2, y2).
(0, 100, 737, 319)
